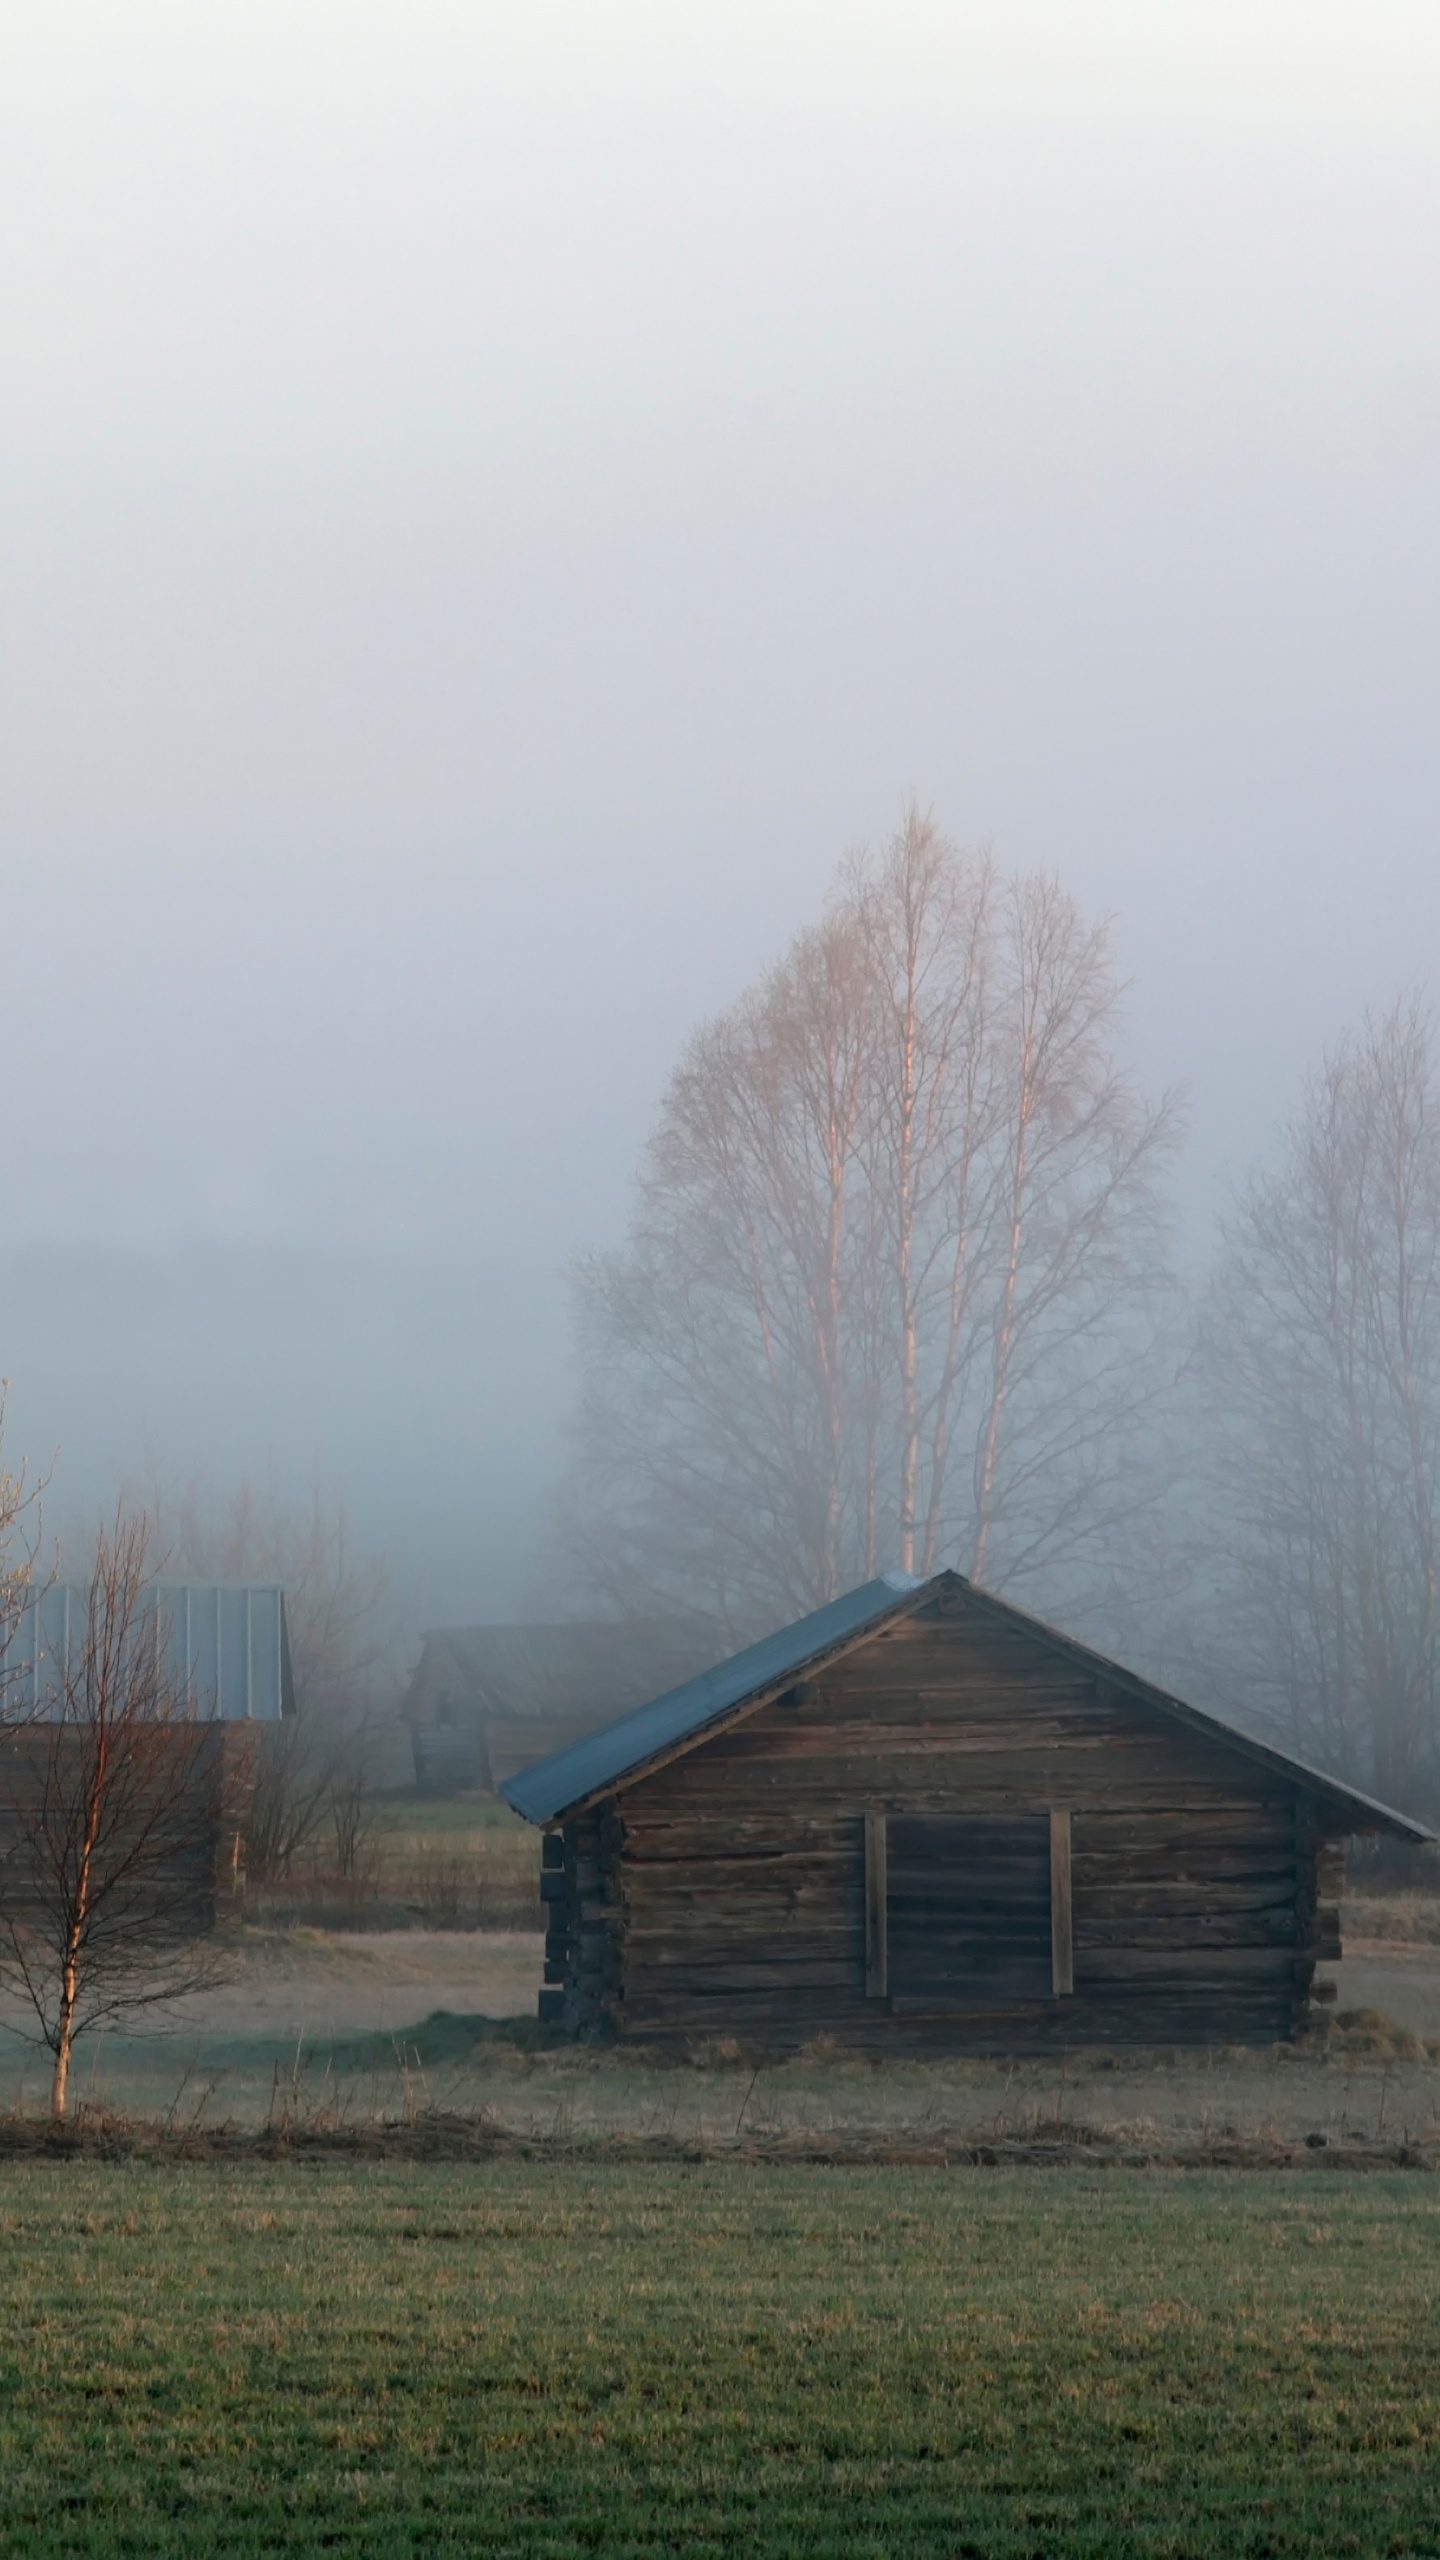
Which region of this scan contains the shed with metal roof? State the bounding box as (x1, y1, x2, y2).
(0, 1583, 295, 1939)
(502, 1570, 1430, 2054)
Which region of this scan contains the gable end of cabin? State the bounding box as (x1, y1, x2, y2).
(535, 1590, 1364, 2052)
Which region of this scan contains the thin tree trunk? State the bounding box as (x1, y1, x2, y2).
(51, 2003, 74, 2117)
(972, 1048, 1034, 1584)
(50, 1726, 105, 2119)
(896, 981, 918, 1575)
(1388, 1137, 1439, 1794)
(921, 1215, 976, 1574)
(822, 1119, 848, 1597)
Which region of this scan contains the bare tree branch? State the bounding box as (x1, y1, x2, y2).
(555, 809, 1182, 1641)
(1202, 996, 1440, 1809)
(127, 1473, 401, 1886)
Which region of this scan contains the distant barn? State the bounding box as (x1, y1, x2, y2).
(503, 1570, 1429, 2053)
(0, 1582, 296, 1925)
(407, 1621, 713, 1793)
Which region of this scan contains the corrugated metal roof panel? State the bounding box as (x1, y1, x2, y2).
(1, 1582, 294, 1722)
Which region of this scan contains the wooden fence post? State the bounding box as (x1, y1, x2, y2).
(864, 1811, 888, 1998)
(1050, 1809, 1073, 1996)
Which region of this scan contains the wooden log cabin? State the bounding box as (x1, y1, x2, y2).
(502, 1570, 1431, 2052)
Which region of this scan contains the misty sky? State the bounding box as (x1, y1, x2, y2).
(3, 4, 1439, 1617)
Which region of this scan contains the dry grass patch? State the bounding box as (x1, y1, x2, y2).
(1346, 1892, 1440, 1946)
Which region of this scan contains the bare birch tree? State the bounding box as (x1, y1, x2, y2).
(560, 807, 1181, 1639)
(1204, 998, 1440, 1809)
(849, 818, 999, 1577)
(0, 1514, 240, 2116)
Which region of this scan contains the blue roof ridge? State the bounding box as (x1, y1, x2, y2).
(501, 1566, 1432, 1842)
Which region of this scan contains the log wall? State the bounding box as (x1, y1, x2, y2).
(0, 1723, 258, 1931)
(539, 1596, 1348, 2051)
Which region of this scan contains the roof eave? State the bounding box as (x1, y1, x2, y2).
(501, 1576, 941, 1825)
(502, 1566, 1435, 1847)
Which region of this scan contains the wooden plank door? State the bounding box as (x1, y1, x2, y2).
(886, 1813, 1054, 2010)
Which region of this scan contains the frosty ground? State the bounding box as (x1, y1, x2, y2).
(3, 1907, 1438, 2155)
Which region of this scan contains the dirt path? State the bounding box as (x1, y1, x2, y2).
(7, 1929, 1437, 2047)
(147, 1929, 1440, 2049)
(162, 1929, 546, 2039)
(1331, 1939, 1440, 2037)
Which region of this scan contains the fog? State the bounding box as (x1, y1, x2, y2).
(3, 4, 1438, 1624)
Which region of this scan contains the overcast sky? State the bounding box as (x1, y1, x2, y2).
(3, 3, 1438, 1600)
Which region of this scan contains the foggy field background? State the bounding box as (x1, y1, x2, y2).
(4, 3, 1440, 1659)
(6, 23, 1440, 2545)
(0, 1243, 568, 1625)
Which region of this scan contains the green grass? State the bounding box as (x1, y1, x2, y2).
(1, 2164, 1438, 2556)
(366, 1788, 530, 1844)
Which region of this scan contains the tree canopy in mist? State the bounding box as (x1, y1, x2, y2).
(1203, 998, 1440, 1809)
(560, 810, 1182, 1640)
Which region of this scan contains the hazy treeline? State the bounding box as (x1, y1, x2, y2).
(562, 812, 1181, 1629)
(5, 804, 1435, 1825)
(1203, 1001, 1440, 1810)
(134, 1475, 403, 1725)
(557, 808, 1440, 1818)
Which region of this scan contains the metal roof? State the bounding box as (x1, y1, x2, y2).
(500, 1573, 922, 1823)
(1, 1582, 295, 1723)
(500, 1567, 1433, 1842)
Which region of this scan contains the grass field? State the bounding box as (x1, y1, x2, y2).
(1, 2164, 1438, 2556)
(246, 1792, 540, 1932)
